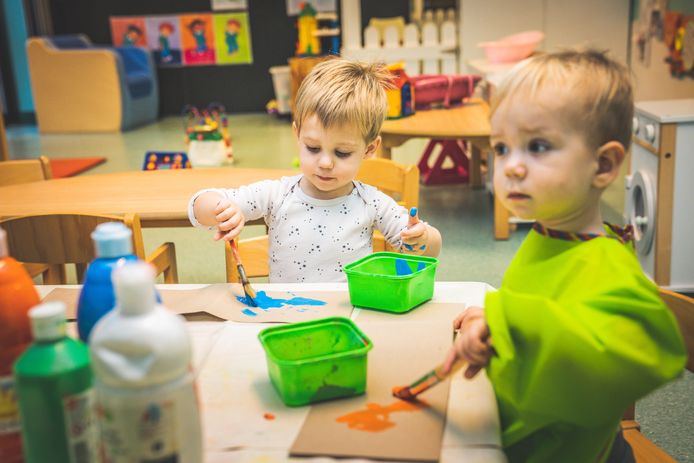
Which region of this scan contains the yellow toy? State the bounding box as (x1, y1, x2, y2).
(296, 3, 320, 56)
(182, 104, 233, 166)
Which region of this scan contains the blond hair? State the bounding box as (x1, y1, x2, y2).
(293, 58, 392, 143)
(491, 49, 633, 150)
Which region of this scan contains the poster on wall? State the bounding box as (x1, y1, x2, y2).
(211, 0, 247, 10)
(180, 14, 216, 65)
(213, 12, 253, 64)
(146, 16, 183, 66)
(110, 17, 147, 47)
(286, 0, 336, 16)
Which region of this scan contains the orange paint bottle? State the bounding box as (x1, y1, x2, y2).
(0, 226, 40, 462)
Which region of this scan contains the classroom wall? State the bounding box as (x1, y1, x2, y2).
(48, 0, 409, 116)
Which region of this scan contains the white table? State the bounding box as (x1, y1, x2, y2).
(38, 282, 506, 463)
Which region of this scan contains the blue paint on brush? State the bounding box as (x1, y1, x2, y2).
(237, 290, 327, 314)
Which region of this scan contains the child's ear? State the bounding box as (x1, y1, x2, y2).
(593, 141, 625, 189)
(292, 121, 299, 139)
(364, 136, 381, 159)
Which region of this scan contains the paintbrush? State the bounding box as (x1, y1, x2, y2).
(392, 360, 465, 401)
(229, 240, 258, 307)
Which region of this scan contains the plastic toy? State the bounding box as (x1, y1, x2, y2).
(143, 151, 191, 171)
(182, 103, 233, 166)
(296, 3, 320, 56)
(385, 63, 414, 119)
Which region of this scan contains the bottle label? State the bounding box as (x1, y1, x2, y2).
(62, 388, 99, 463)
(0, 375, 20, 435)
(97, 395, 181, 462)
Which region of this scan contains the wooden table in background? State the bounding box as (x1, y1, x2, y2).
(0, 167, 295, 228)
(379, 99, 511, 239)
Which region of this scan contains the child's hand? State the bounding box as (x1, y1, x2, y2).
(442, 307, 493, 379)
(401, 207, 429, 254)
(212, 198, 245, 242)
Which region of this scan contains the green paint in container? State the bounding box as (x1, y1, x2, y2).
(344, 252, 439, 313)
(259, 317, 373, 407)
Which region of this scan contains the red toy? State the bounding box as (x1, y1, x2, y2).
(410, 75, 481, 110)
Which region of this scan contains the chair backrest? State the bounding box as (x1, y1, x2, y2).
(659, 288, 694, 372)
(0, 156, 52, 186)
(356, 157, 419, 209)
(226, 158, 420, 282)
(0, 213, 146, 284)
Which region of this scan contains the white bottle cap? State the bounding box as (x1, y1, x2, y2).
(29, 302, 67, 341)
(113, 262, 157, 316)
(0, 227, 7, 259)
(91, 222, 133, 258)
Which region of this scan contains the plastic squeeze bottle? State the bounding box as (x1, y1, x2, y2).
(76, 222, 139, 342)
(0, 226, 40, 463)
(90, 262, 203, 463)
(13, 302, 99, 463)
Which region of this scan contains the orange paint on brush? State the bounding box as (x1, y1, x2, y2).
(336, 400, 428, 433)
(263, 412, 276, 421)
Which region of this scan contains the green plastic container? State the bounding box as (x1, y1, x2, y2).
(258, 317, 373, 407)
(344, 252, 438, 312)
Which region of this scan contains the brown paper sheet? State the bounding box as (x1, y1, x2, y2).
(355, 302, 464, 325)
(290, 319, 454, 462)
(43, 285, 354, 323)
(41, 288, 81, 320)
(161, 284, 354, 323)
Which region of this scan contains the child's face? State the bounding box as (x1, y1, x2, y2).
(491, 87, 603, 229)
(295, 115, 379, 200)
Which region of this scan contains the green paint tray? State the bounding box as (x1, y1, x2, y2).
(258, 317, 373, 407)
(344, 252, 438, 312)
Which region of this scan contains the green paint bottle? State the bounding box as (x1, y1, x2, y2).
(13, 302, 99, 463)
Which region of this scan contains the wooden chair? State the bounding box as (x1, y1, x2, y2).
(0, 156, 54, 277)
(225, 158, 420, 282)
(621, 288, 693, 462)
(0, 213, 178, 284)
(0, 155, 52, 186)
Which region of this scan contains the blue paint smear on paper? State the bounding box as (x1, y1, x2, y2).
(238, 290, 327, 316)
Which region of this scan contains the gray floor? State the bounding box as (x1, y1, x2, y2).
(6, 115, 692, 461)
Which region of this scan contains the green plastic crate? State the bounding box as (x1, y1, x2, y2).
(344, 252, 438, 312)
(258, 317, 373, 407)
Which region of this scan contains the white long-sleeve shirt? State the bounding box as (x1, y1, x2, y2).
(188, 175, 409, 282)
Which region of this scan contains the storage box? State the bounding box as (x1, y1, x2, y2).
(410, 74, 481, 110)
(344, 252, 438, 313)
(258, 317, 373, 407)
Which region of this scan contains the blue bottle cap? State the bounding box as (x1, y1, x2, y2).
(91, 222, 133, 258)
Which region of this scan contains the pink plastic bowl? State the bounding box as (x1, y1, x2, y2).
(478, 31, 544, 63)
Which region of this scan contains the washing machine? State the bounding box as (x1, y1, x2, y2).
(625, 98, 694, 291)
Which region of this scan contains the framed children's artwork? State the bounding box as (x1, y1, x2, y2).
(110, 17, 147, 47)
(213, 13, 253, 65)
(146, 16, 183, 66)
(211, 0, 248, 10)
(181, 14, 216, 65)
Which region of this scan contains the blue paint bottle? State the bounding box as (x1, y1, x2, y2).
(76, 222, 139, 342)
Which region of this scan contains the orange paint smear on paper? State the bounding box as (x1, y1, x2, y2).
(263, 412, 276, 421)
(336, 400, 429, 432)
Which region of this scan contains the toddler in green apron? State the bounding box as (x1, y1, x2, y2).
(441, 49, 686, 463)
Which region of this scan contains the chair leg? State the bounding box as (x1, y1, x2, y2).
(43, 264, 67, 284)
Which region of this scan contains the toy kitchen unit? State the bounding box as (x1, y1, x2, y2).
(626, 98, 694, 291)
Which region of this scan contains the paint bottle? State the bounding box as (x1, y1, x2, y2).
(90, 262, 202, 463)
(76, 222, 139, 342)
(0, 226, 40, 463)
(13, 302, 98, 463)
